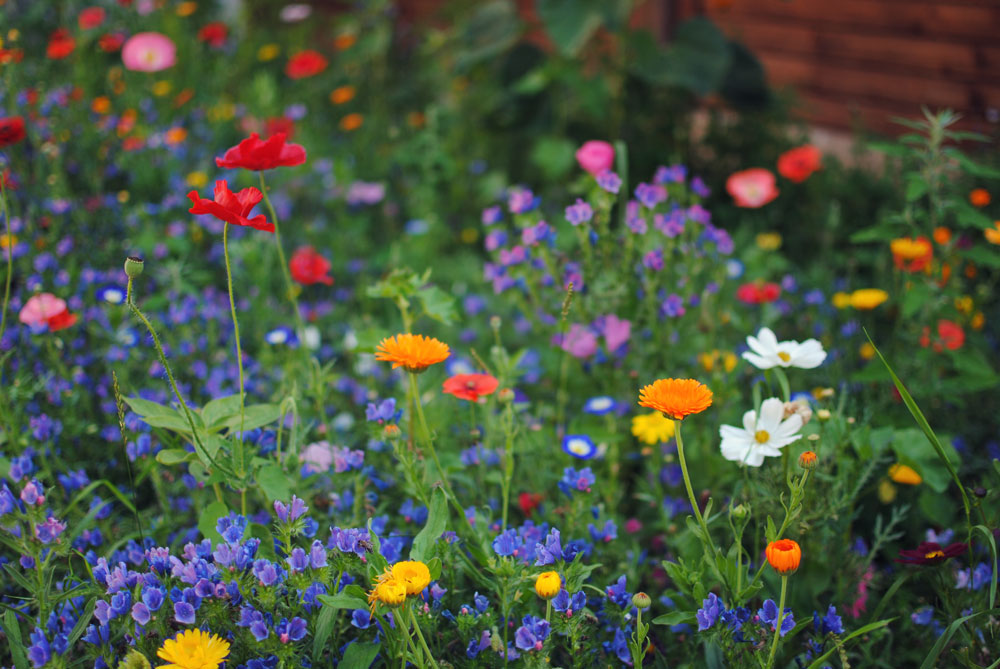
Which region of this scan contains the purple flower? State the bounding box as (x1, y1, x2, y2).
(507, 188, 537, 214)
(35, 517, 67, 544)
(492, 529, 523, 558)
(274, 496, 307, 523)
(635, 182, 667, 208)
(606, 575, 630, 608)
(276, 617, 307, 643)
(654, 211, 684, 238)
(565, 198, 594, 225)
(596, 170, 621, 194)
(626, 200, 647, 234)
(514, 615, 550, 651)
(600, 314, 631, 353)
(174, 601, 196, 625)
(654, 164, 687, 184)
(691, 176, 710, 197)
(558, 467, 595, 496)
(20, 479, 44, 506)
(252, 559, 282, 586)
(481, 206, 503, 225)
(661, 294, 685, 318)
(552, 589, 586, 616)
(697, 593, 722, 631)
(534, 528, 563, 566)
(558, 324, 598, 359)
(813, 604, 844, 635)
(216, 512, 247, 544)
(643, 248, 663, 271)
(365, 398, 399, 423)
(131, 602, 151, 626)
(309, 540, 328, 569)
(758, 599, 795, 637)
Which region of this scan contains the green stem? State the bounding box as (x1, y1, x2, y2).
(0, 179, 12, 346)
(501, 402, 515, 532)
(394, 607, 421, 669)
(675, 421, 726, 588)
(409, 606, 440, 669)
(765, 575, 788, 669)
(222, 223, 247, 443)
(258, 170, 305, 335)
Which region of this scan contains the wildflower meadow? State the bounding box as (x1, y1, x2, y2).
(0, 2, 998, 668)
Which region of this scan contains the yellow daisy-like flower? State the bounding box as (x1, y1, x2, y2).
(637, 378, 713, 421)
(157, 629, 230, 669)
(849, 288, 888, 310)
(888, 463, 922, 485)
(375, 334, 450, 373)
(368, 575, 407, 611)
(186, 171, 209, 189)
(535, 571, 561, 599)
(631, 412, 676, 445)
(755, 231, 782, 251)
(391, 560, 431, 595)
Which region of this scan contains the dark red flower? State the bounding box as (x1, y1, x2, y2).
(78, 7, 106, 30)
(187, 180, 274, 233)
(777, 145, 822, 183)
(0, 117, 26, 147)
(442, 374, 500, 402)
(215, 132, 306, 171)
(46, 29, 76, 60)
(289, 246, 333, 285)
(895, 541, 967, 565)
(197, 22, 229, 47)
(518, 492, 543, 517)
(98, 33, 125, 53)
(285, 50, 327, 79)
(736, 281, 781, 305)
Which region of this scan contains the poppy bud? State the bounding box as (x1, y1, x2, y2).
(798, 451, 817, 470)
(124, 256, 144, 278)
(497, 388, 514, 404)
(765, 538, 801, 575)
(632, 592, 651, 609)
(383, 424, 401, 439)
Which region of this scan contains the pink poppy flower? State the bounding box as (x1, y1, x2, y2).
(726, 168, 779, 208)
(122, 32, 176, 72)
(575, 140, 615, 175)
(19, 293, 77, 331)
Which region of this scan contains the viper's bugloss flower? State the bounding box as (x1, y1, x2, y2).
(766, 538, 802, 574)
(696, 592, 722, 631)
(215, 132, 306, 171)
(758, 598, 795, 636)
(637, 378, 713, 421)
(535, 571, 561, 599)
(187, 181, 274, 233)
(895, 541, 967, 565)
(375, 333, 450, 372)
(156, 628, 230, 669)
(777, 145, 822, 183)
(514, 615, 551, 651)
(442, 373, 498, 401)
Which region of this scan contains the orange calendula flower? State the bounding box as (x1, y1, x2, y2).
(969, 188, 990, 207)
(932, 227, 951, 245)
(340, 113, 363, 131)
(367, 575, 407, 611)
(888, 463, 922, 485)
(798, 451, 817, 469)
(391, 560, 431, 595)
(984, 222, 1000, 245)
(375, 334, 450, 372)
(765, 538, 801, 574)
(535, 571, 561, 599)
(637, 378, 713, 420)
(890, 236, 932, 273)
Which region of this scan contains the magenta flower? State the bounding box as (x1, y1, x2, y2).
(122, 32, 176, 72)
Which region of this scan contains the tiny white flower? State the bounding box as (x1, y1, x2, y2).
(719, 398, 803, 467)
(742, 327, 826, 370)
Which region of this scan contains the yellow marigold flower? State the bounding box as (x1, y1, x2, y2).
(375, 334, 450, 372)
(755, 231, 782, 251)
(340, 113, 363, 131)
(157, 629, 230, 669)
(765, 538, 801, 575)
(849, 288, 888, 310)
(637, 378, 712, 421)
(330, 85, 356, 105)
(368, 576, 407, 611)
(176, 1, 198, 17)
(631, 412, 675, 445)
(984, 222, 1000, 245)
(391, 560, 431, 595)
(535, 571, 561, 599)
(888, 463, 922, 485)
(258, 43, 280, 61)
(831, 291, 851, 309)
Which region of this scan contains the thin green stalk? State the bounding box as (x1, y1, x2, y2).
(0, 179, 12, 346)
(408, 606, 440, 669)
(258, 171, 305, 335)
(500, 402, 515, 532)
(674, 421, 727, 588)
(766, 575, 788, 669)
(393, 608, 419, 669)
(223, 224, 247, 515)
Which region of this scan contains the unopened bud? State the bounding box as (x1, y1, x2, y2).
(816, 409, 831, 421)
(383, 424, 401, 439)
(783, 400, 813, 425)
(798, 451, 818, 470)
(497, 388, 514, 404)
(731, 503, 749, 520)
(490, 315, 502, 331)
(974, 487, 987, 498)
(119, 650, 152, 669)
(124, 256, 144, 278)
(632, 592, 652, 609)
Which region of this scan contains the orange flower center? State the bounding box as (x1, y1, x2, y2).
(755, 430, 770, 444)
(924, 550, 944, 559)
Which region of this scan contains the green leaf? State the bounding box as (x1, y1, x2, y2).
(198, 502, 229, 545)
(317, 591, 369, 611)
(973, 525, 998, 610)
(905, 176, 928, 202)
(140, 412, 200, 432)
(410, 488, 448, 562)
(963, 245, 1000, 269)
(256, 464, 291, 502)
(955, 201, 993, 230)
(156, 448, 196, 465)
(942, 147, 1000, 178)
(426, 556, 442, 581)
(901, 282, 932, 319)
(201, 395, 244, 429)
(340, 641, 381, 669)
(652, 611, 696, 626)
(312, 604, 336, 662)
(805, 618, 894, 669)
(216, 403, 282, 432)
(123, 397, 174, 418)
(4, 609, 29, 669)
(765, 515, 777, 543)
(536, 0, 603, 57)
(918, 610, 997, 669)
(417, 285, 458, 325)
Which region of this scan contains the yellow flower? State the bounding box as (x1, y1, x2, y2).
(832, 292, 851, 309)
(186, 171, 209, 189)
(157, 629, 230, 669)
(535, 571, 561, 599)
(984, 222, 1000, 245)
(0, 233, 17, 249)
(755, 231, 782, 251)
(391, 560, 431, 595)
(954, 295, 973, 314)
(368, 575, 407, 611)
(888, 463, 922, 485)
(152, 80, 172, 97)
(176, 1, 198, 17)
(859, 342, 875, 360)
(258, 44, 280, 61)
(878, 479, 897, 504)
(631, 412, 676, 445)
(849, 288, 888, 310)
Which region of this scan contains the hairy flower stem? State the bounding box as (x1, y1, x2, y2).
(258, 171, 305, 336)
(674, 421, 726, 589)
(765, 575, 789, 669)
(409, 607, 440, 669)
(223, 224, 248, 514)
(393, 608, 422, 669)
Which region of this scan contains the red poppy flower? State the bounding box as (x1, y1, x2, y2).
(215, 132, 306, 171)
(187, 180, 275, 233)
(442, 374, 500, 402)
(46, 308, 79, 331)
(736, 281, 781, 305)
(265, 117, 295, 140)
(777, 145, 822, 183)
(518, 492, 543, 517)
(289, 246, 333, 285)
(46, 29, 76, 60)
(285, 50, 328, 79)
(98, 33, 125, 53)
(0, 117, 26, 147)
(895, 541, 967, 565)
(78, 7, 106, 30)
(197, 22, 229, 47)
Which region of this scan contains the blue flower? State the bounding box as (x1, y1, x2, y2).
(813, 604, 844, 635)
(174, 601, 196, 625)
(697, 593, 722, 631)
(565, 199, 594, 226)
(562, 434, 598, 460)
(514, 615, 550, 651)
(492, 529, 523, 558)
(265, 326, 298, 347)
(758, 599, 795, 637)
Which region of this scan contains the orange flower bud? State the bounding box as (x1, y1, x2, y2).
(798, 451, 817, 469)
(765, 539, 801, 574)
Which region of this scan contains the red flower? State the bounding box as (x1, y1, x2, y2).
(442, 374, 500, 402)
(47, 308, 79, 331)
(736, 281, 781, 304)
(197, 22, 229, 47)
(895, 541, 967, 565)
(78, 7, 106, 30)
(920, 320, 966, 352)
(187, 180, 275, 233)
(98, 33, 126, 53)
(777, 145, 822, 183)
(46, 29, 76, 60)
(0, 117, 26, 147)
(289, 246, 333, 285)
(265, 117, 295, 140)
(0, 48, 25, 65)
(518, 492, 543, 517)
(285, 50, 328, 79)
(215, 132, 306, 171)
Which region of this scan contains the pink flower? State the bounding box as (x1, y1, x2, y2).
(19, 293, 68, 327)
(575, 140, 615, 175)
(726, 168, 779, 208)
(122, 32, 176, 72)
(300, 441, 333, 474)
(559, 324, 598, 359)
(849, 567, 874, 618)
(601, 314, 631, 353)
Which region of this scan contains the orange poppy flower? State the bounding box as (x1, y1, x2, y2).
(766, 538, 801, 574)
(375, 334, 450, 372)
(637, 378, 713, 420)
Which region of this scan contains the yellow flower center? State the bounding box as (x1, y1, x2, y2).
(777, 352, 791, 362)
(755, 430, 770, 444)
(924, 550, 944, 559)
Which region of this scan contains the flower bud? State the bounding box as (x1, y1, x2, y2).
(765, 538, 801, 575)
(632, 592, 652, 609)
(798, 451, 817, 470)
(534, 571, 561, 600)
(383, 424, 401, 439)
(730, 503, 749, 520)
(119, 650, 152, 669)
(497, 388, 515, 404)
(124, 256, 144, 278)
(783, 400, 812, 425)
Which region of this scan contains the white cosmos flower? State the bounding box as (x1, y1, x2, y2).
(720, 398, 803, 467)
(742, 327, 826, 370)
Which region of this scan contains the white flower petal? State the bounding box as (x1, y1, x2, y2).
(741, 352, 775, 370)
(757, 398, 785, 434)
